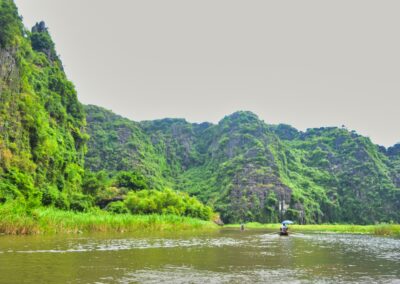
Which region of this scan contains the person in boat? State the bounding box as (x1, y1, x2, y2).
(280, 223, 288, 234)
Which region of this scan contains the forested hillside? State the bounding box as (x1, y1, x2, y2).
(0, 0, 213, 221)
(85, 105, 400, 224)
(0, 0, 87, 210)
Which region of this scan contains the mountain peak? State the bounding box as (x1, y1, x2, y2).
(30, 20, 59, 62)
(219, 111, 262, 126)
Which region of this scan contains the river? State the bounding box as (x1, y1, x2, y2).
(0, 229, 399, 283)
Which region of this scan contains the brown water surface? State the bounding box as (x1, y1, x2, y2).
(0, 229, 399, 283)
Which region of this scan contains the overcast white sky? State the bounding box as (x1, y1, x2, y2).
(14, 0, 400, 147)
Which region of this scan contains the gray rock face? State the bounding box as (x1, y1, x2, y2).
(84, 106, 400, 224)
(0, 48, 19, 93)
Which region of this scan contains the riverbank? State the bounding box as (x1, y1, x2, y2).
(225, 223, 400, 236)
(0, 206, 217, 235)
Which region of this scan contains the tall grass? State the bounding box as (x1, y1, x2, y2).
(225, 222, 400, 237)
(0, 204, 217, 235)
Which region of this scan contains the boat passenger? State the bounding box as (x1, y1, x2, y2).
(280, 223, 288, 234)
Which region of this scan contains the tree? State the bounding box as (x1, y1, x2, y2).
(114, 171, 147, 191)
(30, 21, 58, 61)
(0, 0, 23, 48)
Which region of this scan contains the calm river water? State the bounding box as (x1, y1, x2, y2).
(0, 229, 399, 283)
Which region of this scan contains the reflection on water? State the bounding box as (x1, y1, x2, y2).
(0, 229, 399, 283)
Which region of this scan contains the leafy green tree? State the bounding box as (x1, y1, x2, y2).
(105, 201, 129, 214)
(0, 0, 22, 48)
(114, 171, 147, 191)
(82, 170, 108, 195)
(69, 193, 93, 212)
(124, 189, 213, 220)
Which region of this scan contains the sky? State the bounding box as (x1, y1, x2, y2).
(14, 0, 400, 147)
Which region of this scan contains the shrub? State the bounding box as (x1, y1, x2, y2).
(26, 191, 42, 212)
(41, 185, 60, 206)
(4, 168, 35, 198)
(105, 201, 129, 214)
(0, 179, 21, 201)
(114, 171, 147, 191)
(69, 193, 93, 212)
(82, 170, 108, 196)
(55, 193, 70, 210)
(124, 189, 213, 220)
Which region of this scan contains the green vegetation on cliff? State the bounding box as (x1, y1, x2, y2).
(276, 126, 399, 223)
(0, 0, 86, 209)
(85, 105, 400, 225)
(1, 0, 399, 231)
(0, 0, 214, 233)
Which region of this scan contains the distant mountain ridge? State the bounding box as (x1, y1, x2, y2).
(85, 105, 400, 224)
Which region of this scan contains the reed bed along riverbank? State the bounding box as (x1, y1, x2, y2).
(225, 223, 400, 236)
(0, 206, 217, 235)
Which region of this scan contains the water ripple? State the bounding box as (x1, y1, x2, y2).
(15, 237, 245, 254)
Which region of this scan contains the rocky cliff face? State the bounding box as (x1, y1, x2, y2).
(200, 112, 294, 223)
(0, 0, 86, 205)
(85, 105, 400, 224)
(387, 144, 400, 188)
(280, 127, 398, 223)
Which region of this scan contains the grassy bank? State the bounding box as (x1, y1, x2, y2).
(225, 222, 400, 237)
(0, 205, 217, 235)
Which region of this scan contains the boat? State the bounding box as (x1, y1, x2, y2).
(279, 220, 293, 236)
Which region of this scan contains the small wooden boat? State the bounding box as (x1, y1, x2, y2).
(279, 221, 292, 236)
